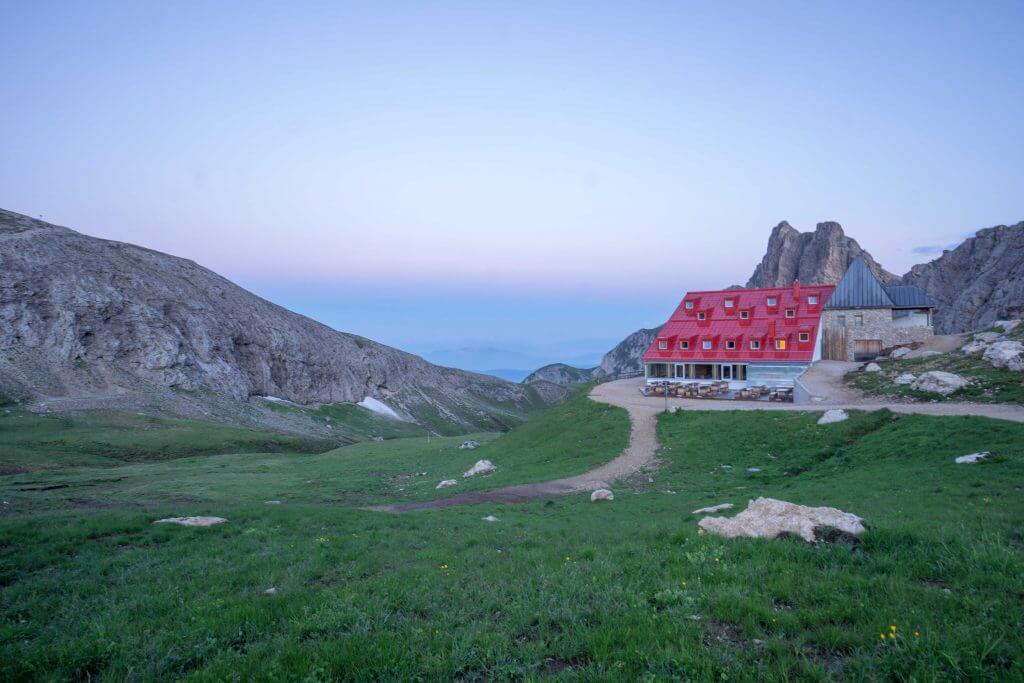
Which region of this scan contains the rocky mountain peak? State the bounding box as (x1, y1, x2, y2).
(746, 220, 896, 288)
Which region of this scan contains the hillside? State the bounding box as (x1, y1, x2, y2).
(0, 209, 570, 434)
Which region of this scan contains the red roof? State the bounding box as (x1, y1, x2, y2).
(642, 282, 836, 364)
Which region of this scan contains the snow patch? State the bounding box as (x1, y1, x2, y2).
(358, 396, 405, 420)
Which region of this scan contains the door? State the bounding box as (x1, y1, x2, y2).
(854, 340, 882, 361)
(822, 326, 848, 360)
(721, 364, 732, 381)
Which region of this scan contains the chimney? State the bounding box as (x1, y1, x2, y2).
(792, 279, 801, 297)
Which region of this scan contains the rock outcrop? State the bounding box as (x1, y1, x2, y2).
(697, 497, 866, 543)
(982, 341, 1024, 371)
(746, 221, 896, 288)
(902, 223, 1024, 333)
(0, 209, 569, 430)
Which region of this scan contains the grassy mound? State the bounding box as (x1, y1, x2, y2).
(1, 407, 1022, 680)
(847, 325, 1024, 403)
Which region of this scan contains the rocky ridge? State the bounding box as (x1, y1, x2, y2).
(0, 209, 569, 432)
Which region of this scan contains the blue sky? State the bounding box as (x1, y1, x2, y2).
(2, 1, 1022, 372)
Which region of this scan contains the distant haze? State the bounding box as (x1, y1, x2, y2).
(2, 2, 1022, 368)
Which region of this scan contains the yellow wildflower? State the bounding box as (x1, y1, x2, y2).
(914, 631, 920, 638)
(879, 633, 886, 640)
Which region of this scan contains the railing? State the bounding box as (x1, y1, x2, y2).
(595, 370, 644, 384)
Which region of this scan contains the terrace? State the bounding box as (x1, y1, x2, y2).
(641, 380, 794, 402)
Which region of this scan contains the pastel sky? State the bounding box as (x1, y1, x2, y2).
(2, 1, 1022, 372)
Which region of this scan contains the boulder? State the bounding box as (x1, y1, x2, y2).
(864, 362, 882, 372)
(463, 459, 496, 478)
(955, 451, 991, 464)
(960, 339, 989, 355)
(746, 467, 761, 473)
(692, 503, 734, 515)
(890, 347, 911, 360)
(590, 488, 614, 502)
(459, 440, 480, 450)
(817, 409, 848, 425)
(264, 587, 278, 596)
(481, 515, 499, 522)
(994, 320, 1021, 333)
(911, 371, 967, 395)
(982, 341, 1024, 371)
(154, 516, 227, 527)
(918, 350, 941, 358)
(436, 479, 458, 489)
(974, 331, 1004, 343)
(893, 373, 917, 385)
(697, 497, 866, 543)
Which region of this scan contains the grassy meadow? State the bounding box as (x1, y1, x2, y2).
(2, 398, 1023, 680)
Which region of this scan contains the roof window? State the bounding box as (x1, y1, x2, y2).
(767, 296, 778, 306)
(658, 340, 667, 350)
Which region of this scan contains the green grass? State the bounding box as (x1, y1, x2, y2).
(0, 410, 341, 473)
(2, 405, 1023, 680)
(848, 326, 1024, 404)
(258, 398, 427, 441)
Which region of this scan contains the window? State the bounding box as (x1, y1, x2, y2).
(750, 340, 761, 350)
(726, 339, 736, 350)
(775, 339, 787, 350)
(808, 295, 818, 305)
(679, 340, 689, 350)
(685, 301, 694, 309)
(799, 332, 810, 342)
(767, 296, 777, 306)
(838, 315, 846, 328)
(855, 314, 864, 326)
(658, 340, 667, 350)
(702, 340, 712, 350)
(740, 310, 749, 320)
(785, 309, 795, 318)
(697, 312, 706, 320)
(724, 298, 734, 308)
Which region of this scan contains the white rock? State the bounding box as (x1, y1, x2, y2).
(817, 409, 848, 425)
(264, 500, 282, 505)
(955, 451, 991, 464)
(994, 320, 1021, 333)
(746, 467, 761, 473)
(960, 339, 989, 355)
(983, 341, 1024, 371)
(890, 347, 911, 359)
(481, 515, 499, 522)
(911, 371, 968, 395)
(864, 362, 882, 372)
(154, 516, 227, 527)
(974, 331, 1004, 343)
(436, 479, 458, 489)
(462, 459, 496, 478)
(590, 488, 614, 502)
(697, 497, 865, 542)
(264, 587, 278, 595)
(692, 503, 734, 515)
(918, 351, 941, 358)
(459, 440, 480, 450)
(893, 373, 917, 385)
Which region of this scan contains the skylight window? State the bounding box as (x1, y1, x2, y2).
(786, 309, 796, 318)
(724, 299, 734, 308)
(658, 340, 667, 350)
(725, 339, 736, 350)
(767, 296, 777, 306)
(808, 295, 818, 305)
(775, 339, 787, 350)
(685, 301, 694, 309)
(740, 310, 749, 320)
(697, 312, 706, 321)
(750, 340, 761, 350)
(799, 332, 810, 342)
(702, 340, 712, 350)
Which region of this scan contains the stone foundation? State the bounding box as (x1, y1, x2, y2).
(822, 309, 932, 361)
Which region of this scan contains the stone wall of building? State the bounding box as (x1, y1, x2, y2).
(821, 308, 933, 360)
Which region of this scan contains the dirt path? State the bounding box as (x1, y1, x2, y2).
(371, 372, 1024, 513)
(367, 382, 660, 512)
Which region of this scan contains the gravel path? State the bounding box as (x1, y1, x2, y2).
(370, 371, 1024, 512)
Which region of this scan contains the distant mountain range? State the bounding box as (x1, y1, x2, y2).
(0, 209, 571, 434)
(527, 219, 1024, 384)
